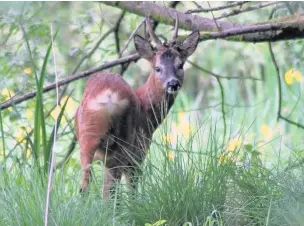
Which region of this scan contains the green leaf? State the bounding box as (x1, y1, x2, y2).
(244, 144, 253, 152)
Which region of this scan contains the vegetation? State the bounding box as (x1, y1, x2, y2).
(1, 2, 304, 226)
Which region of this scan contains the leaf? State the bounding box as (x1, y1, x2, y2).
(154, 220, 167, 226)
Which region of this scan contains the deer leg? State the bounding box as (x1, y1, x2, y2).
(103, 167, 122, 199)
(79, 139, 98, 193)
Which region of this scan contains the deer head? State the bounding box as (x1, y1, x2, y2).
(134, 15, 200, 94)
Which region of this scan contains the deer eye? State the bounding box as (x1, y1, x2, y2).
(178, 64, 183, 70)
(155, 67, 162, 73)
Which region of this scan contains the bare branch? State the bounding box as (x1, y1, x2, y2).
(104, 1, 304, 43)
(187, 60, 261, 81)
(72, 27, 114, 74)
(114, 11, 126, 56)
(207, 1, 220, 31)
(120, 18, 145, 56)
(186, 1, 248, 14)
(0, 54, 140, 111)
(215, 2, 281, 20)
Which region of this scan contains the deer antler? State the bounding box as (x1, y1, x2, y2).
(172, 12, 179, 42)
(145, 16, 162, 48)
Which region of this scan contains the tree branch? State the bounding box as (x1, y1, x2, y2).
(0, 54, 140, 110)
(103, 1, 304, 42)
(186, 1, 248, 14)
(215, 2, 280, 20)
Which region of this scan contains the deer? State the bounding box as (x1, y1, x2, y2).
(75, 15, 200, 199)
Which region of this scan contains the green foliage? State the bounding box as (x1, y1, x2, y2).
(0, 2, 304, 226)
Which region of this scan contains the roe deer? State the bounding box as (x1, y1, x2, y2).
(75, 16, 200, 199)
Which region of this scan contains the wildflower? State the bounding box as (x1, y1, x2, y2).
(178, 122, 192, 138)
(175, 112, 193, 139)
(26, 109, 34, 121)
(50, 106, 67, 124)
(260, 124, 273, 140)
(227, 138, 242, 152)
(25, 148, 31, 159)
(284, 68, 303, 85)
(162, 133, 173, 143)
(61, 96, 76, 117)
(1, 88, 15, 101)
(23, 68, 33, 75)
(15, 126, 32, 143)
(218, 153, 228, 165)
(167, 151, 175, 161)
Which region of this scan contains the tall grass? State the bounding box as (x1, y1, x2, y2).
(1, 112, 304, 226)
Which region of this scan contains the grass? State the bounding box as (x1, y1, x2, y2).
(1, 110, 304, 226)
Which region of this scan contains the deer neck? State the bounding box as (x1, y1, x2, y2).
(135, 73, 176, 133)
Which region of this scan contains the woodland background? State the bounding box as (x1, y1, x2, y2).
(0, 1, 304, 226)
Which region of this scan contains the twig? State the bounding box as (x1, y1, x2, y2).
(215, 2, 280, 20)
(187, 60, 260, 80)
(114, 11, 126, 56)
(215, 76, 226, 146)
(268, 42, 281, 122)
(200, 23, 282, 41)
(0, 53, 140, 111)
(268, 39, 304, 129)
(207, 1, 220, 31)
(72, 27, 114, 74)
(120, 18, 146, 56)
(186, 1, 248, 14)
(188, 60, 227, 144)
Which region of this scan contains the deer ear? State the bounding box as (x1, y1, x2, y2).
(180, 31, 200, 60)
(134, 35, 154, 60)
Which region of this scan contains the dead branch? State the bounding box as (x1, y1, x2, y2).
(186, 1, 248, 14)
(104, 1, 304, 42)
(0, 53, 140, 111)
(215, 2, 281, 20)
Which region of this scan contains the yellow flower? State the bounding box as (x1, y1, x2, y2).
(25, 148, 31, 159)
(174, 113, 193, 139)
(61, 96, 76, 117)
(294, 70, 303, 82)
(227, 138, 242, 152)
(178, 122, 192, 138)
(162, 134, 174, 143)
(284, 68, 303, 85)
(260, 124, 273, 140)
(218, 153, 229, 165)
(167, 151, 175, 161)
(50, 106, 67, 124)
(15, 126, 32, 143)
(1, 88, 15, 101)
(26, 109, 34, 121)
(178, 111, 185, 121)
(24, 68, 32, 75)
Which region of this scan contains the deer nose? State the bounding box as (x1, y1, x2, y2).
(167, 80, 181, 93)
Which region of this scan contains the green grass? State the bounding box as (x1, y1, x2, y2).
(1, 114, 304, 226)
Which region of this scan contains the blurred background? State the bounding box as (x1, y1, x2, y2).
(1, 1, 303, 170)
(0, 2, 304, 225)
